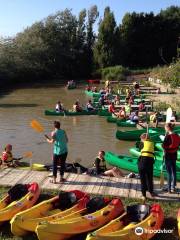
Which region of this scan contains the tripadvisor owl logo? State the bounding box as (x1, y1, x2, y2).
(135, 227, 144, 235)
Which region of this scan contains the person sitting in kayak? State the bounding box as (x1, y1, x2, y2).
(117, 107, 126, 119)
(130, 111, 139, 124)
(55, 101, 64, 112)
(124, 103, 131, 116)
(99, 95, 105, 107)
(138, 101, 146, 111)
(86, 100, 95, 112)
(108, 102, 116, 114)
(150, 111, 158, 128)
(86, 85, 91, 91)
(114, 95, 120, 105)
(1, 144, 22, 167)
(73, 101, 82, 112)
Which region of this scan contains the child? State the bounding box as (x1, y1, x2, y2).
(1, 144, 22, 167)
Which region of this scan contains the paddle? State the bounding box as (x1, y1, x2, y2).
(160, 160, 165, 188)
(22, 151, 33, 159)
(30, 120, 50, 139)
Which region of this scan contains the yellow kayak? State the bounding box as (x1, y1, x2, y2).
(0, 182, 40, 224)
(17, 163, 48, 171)
(86, 204, 164, 240)
(36, 197, 124, 240)
(11, 190, 88, 236)
(178, 209, 180, 237)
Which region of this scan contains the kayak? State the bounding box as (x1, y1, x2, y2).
(98, 109, 111, 116)
(0, 182, 40, 224)
(107, 117, 126, 123)
(116, 120, 136, 128)
(105, 151, 180, 180)
(45, 110, 98, 116)
(85, 90, 101, 98)
(36, 197, 124, 240)
(178, 209, 180, 237)
(155, 143, 180, 159)
(67, 85, 76, 89)
(129, 147, 164, 161)
(86, 204, 164, 240)
(116, 128, 165, 141)
(11, 190, 89, 236)
(88, 79, 100, 84)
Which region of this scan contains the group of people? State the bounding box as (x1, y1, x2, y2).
(67, 80, 76, 87)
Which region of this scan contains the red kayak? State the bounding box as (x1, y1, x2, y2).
(88, 79, 100, 84)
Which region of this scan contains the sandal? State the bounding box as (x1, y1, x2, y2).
(49, 179, 57, 184)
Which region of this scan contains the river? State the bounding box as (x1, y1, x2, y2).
(0, 82, 135, 167)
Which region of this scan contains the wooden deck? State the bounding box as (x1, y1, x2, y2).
(0, 168, 179, 201)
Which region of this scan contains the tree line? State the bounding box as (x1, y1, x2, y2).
(0, 5, 179, 84)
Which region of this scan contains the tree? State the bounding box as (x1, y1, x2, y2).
(94, 7, 118, 68)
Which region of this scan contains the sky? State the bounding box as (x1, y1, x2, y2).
(0, 0, 179, 37)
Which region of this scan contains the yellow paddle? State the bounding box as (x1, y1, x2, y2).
(30, 120, 50, 139)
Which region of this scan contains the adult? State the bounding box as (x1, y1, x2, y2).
(124, 103, 131, 116)
(138, 133, 156, 200)
(73, 101, 82, 112)
(55, 101, 64, 112)
(114, 95, 120, 105)
(150, 111, 158, 128)
(134, 81, 140, 95)
(138, 101, 146, 111)
(86, 100, 95, 111)
(117, 107, 126, 119)
(105, 79, 110, 88)
(108, 102, 116, 115)
(46, 121, 68, 183)
(162, 123, 180, 193)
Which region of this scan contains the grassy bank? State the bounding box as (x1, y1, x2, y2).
(0, 187, 179, 240)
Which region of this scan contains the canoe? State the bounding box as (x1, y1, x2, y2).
(178, 209, 180, 237)
(67, 85, 76, 89)
(36, 197, 124, 240)
(116, 120, 136, 128)
(98, 109, 111, 116)
(85, 90, 101, 98)
(105, 151, 180, 180)
(86, 204, 164, 240)
(88, 79, 100, 84)
(0, 182, 40, 224)
(11, 190, 89, 236)
(116, 128, 165, 141)
(107, 117, 126, 123)
(129, 147, 164, 161)
(45, 110, 98, 116)
(155, 143, 180, 159)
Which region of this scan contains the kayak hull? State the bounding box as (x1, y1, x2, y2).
(45, 110, 98, 116)
(86, 204, 164, 240)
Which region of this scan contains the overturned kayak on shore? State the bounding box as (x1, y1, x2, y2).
(11, 190, 88, 236)
(45, 109, 98, 116)
(104, 151, 180, 180)
(86, 204, 164, 240)
(36, 197, 124, 240)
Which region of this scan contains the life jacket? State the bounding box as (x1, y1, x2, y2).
(108, 105, 115, 113)
(125, 104, 131, 114)
(150, 114, 156, 123)
(94, 158, 106, 171)
(163, 134, 180, 153)
(141, 140, 154, 158)
(1, 151, 13, 163)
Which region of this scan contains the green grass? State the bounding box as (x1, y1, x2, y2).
(0, 188, 179, 240)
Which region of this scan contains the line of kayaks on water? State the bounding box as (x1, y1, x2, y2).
(1, 183, 179, 240)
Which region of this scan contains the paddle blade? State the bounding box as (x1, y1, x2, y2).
(160, 172, 164, 188)
(30, 120, 44, 133)
(23, 152, 33, 158)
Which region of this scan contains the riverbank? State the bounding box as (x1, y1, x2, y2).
(0, 186, 178, 240)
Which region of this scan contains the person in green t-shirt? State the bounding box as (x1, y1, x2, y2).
(46, 121, 68, 184)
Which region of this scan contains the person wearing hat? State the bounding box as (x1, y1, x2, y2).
(138, 133, 156, 200)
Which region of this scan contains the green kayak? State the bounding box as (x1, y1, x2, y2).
(98, 109, 111, 116)
(85, 90, 100, 98)
(116, 120, 136, 127)
(45, 110, 98, 116)
(155, 143, 180, 158)
(107, 116, 126, 123)
(116, 128, 165, 141)
(105, 151, 180, 180)
(67, 85, 76, 89)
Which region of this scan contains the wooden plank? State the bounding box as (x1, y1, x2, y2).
(20, 171, 48, 185)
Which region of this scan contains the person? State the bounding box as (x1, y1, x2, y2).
(124, 103, 131, 116)
(138, 101, 146, 111)
(1, 144, 22, 167)
(131, 111, 139, 124)
(117, 107, 126, 119)
(170, 111, 177, 123)
(99, 88, 106, 95)
(114, 95, 120, 105)
(86, 151, 124, 177)
(129, 95, 134, 104)
(105, 79, 110, 88)
(55, 101, 64, 112)
(86, 85, 91, 91)
(46, 121, 68, 183)
(138, 133, 156, 200)
(162, 123, 180, 193)
(134, 81, 140, 95)
(108, 102, 116, 115)
(99, 95, 105, 107)
(86, 100, 95, 111)
(150, 111, 158, 128)
(73, 101, 82, 112)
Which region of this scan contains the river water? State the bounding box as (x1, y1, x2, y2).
(0, 82, 135, 167)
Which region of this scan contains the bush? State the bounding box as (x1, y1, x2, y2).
(101, 65, 130, 81)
